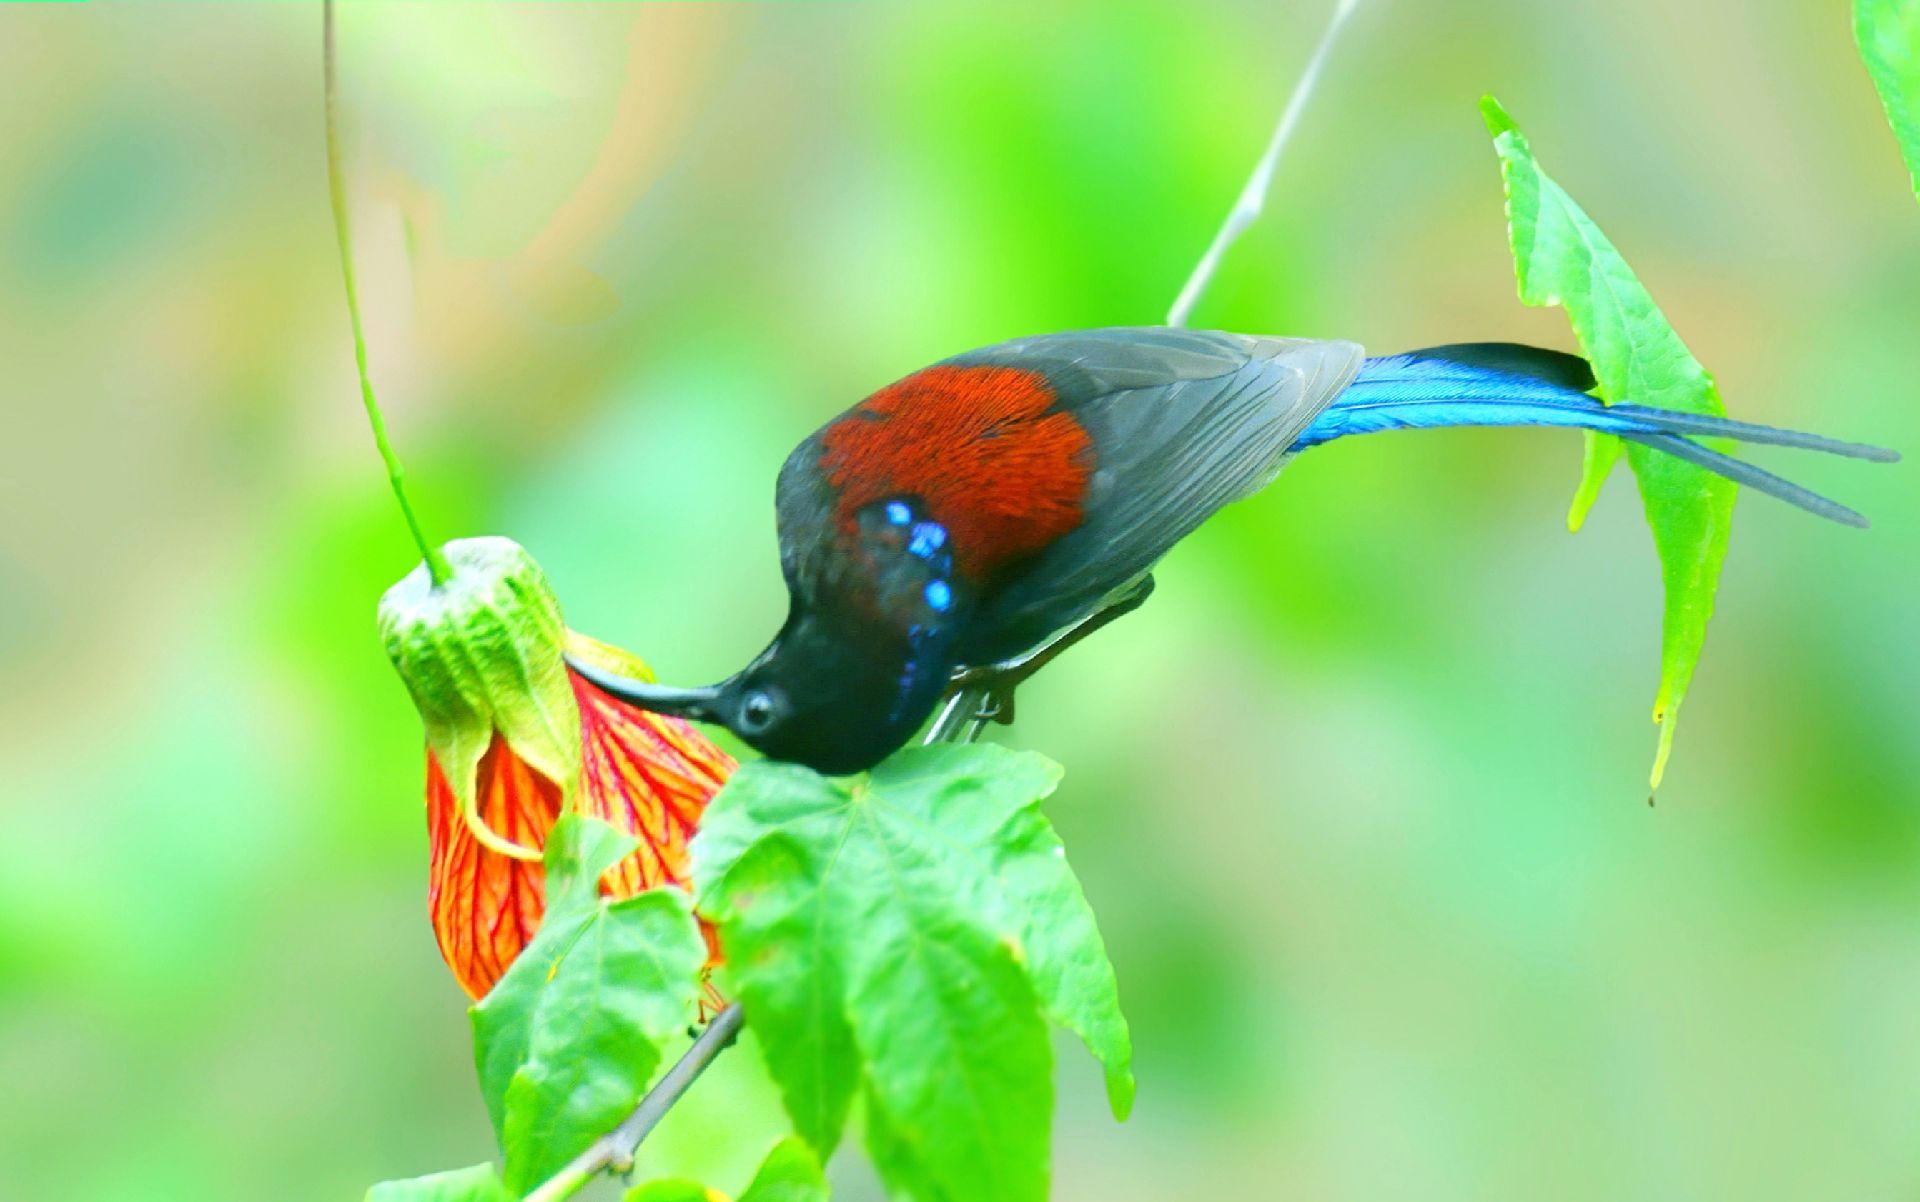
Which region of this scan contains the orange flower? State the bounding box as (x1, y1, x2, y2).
(425, 636, 734, 998)
(381, 538, 734, 1000)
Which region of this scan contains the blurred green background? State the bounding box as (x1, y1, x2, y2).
(1, 2, 1915, 1199)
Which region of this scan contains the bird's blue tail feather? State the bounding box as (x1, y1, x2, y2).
(1298, 345, 1897, 527)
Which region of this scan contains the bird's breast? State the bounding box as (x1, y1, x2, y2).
(817, 364, 1095, 583)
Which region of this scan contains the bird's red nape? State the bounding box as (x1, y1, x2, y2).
(819, 365, 1093, 580)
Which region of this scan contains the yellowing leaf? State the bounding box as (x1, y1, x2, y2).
(1482, 96, 1738, 791)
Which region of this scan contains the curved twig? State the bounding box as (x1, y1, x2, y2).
(522, 1002, 747, 1202)
(1166, 0, 1362, 328)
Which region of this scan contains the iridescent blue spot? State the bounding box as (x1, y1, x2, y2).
(908, 521, 947, 559)
(885, 501, 912, 526)
(924, 579, 952, 612)
(891, 622, 939, 724)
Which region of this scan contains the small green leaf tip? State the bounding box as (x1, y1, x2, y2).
(1482, 98, 1738, 794)
(541, 814, 641, 915)
(1479, 93, 1518, 137)
(1566, 430, 1625, 532)
(624, 1137, 829, 1202)
(735, 1137, 830, 1202)
(1855, 0, 1920, 200)
(378, 536, 581, 860)
(365, 1162, 509, 1202)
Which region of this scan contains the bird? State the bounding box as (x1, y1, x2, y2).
(568, 327, 1896, 774)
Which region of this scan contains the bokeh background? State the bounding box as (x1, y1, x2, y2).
(1, 2, 1915, 1199)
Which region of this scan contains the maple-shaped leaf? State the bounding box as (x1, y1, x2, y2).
(692, 744, 1132, 1202)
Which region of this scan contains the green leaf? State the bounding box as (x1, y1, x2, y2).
(471, 815, 709, 1196)
(1567, 429, 1624, 534)
(860, 1082, 946, 1202)
(886, 750, 1134, 1118)
(364, 1163, 508, 1202)
(542, 808, 642, 913)
(694, 744, 1133, 1202)
(1857, 0, 1920, 199)
(736, 1137, 831, 1202)
(471, 817, 637, 1134)
(623, 1137, 829, 1202)
(697, 830, 861, 1156)
(1482, 95, 1738, 791)
(623, 1182, 714, 1202)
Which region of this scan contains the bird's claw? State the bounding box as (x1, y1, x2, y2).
(976, 688, 1015, 726)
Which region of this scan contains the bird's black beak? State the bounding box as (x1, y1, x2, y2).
(566, 654, 726, 724)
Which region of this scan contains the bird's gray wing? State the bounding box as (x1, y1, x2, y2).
(942, 327, 1363, 663)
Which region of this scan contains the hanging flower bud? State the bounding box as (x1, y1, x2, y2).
(380, 536, 734, 998)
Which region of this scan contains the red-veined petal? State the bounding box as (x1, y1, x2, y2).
(426, 737, 561, 999)
(572, 669, 736, 900)
(424, 670, 735, 1000)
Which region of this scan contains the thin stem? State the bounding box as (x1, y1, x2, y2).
(1165, 0, 1361, 328)
(323, 0, 452, 586)
(522, 1002, 747, 1202)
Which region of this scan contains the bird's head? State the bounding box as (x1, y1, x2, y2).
(570, 498, 971, 775)
(569, 611, 956, 775)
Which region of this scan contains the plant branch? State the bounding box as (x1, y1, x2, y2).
(523, 1001, 747, 1202)
(323, 0, 452, 586)
(1165, 0, 1361, 328)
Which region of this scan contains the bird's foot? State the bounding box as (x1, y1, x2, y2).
(932, 574, 1157, 741)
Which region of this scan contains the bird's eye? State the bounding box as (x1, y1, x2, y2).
(739, 689, 778, 734)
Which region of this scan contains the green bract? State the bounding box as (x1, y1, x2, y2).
(378, 536, 581, 858)
(692, 744, 1133, 1202)
(1857, 0, 1920, 199)
(472, 816, 710, 1196)
(1483, 96, 1738, 792)
(624, 1137, 829, 1202)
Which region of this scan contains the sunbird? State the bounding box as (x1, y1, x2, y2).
(570, 328, 1895, 773)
